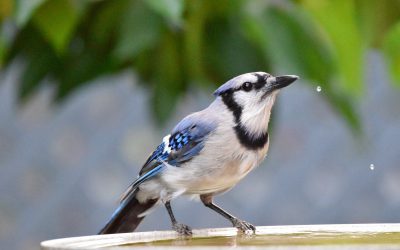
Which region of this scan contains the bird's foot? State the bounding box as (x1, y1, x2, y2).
(173, 223, 192, 236)
(231, 218, 256, 234)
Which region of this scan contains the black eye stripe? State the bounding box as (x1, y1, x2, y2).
(219, 74, 268, 95)
(253, 73, 267, 90)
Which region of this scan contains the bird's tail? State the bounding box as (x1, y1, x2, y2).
(98, 189, 158, 234)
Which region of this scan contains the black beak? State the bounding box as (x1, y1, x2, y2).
(271, 75, 299, 90)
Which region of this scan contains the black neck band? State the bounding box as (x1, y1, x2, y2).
(221, 93, 268, 150)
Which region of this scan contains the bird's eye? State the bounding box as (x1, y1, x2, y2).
(241, 82, 252, 92)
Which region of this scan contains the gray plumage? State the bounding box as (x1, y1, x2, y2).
(99, 72, 298, 235)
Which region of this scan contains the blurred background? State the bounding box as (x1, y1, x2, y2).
(1, 0, 400, 249)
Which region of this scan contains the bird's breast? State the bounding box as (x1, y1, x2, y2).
(160, 131, 270, 195)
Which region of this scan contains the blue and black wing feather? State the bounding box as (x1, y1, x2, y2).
(168, 126, 206, 165)
(120, 120, 216, 203)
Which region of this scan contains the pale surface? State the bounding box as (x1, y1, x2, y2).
(41, 223, 400, 250)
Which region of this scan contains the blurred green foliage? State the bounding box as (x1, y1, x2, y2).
(1, 0, 400, 130)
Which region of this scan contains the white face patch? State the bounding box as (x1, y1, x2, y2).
(217, 71, 278, 145)
(233, 87, 277, 137)
(229, 73, 269, 114)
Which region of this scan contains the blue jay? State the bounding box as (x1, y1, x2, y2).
(99, 72, 298, 235)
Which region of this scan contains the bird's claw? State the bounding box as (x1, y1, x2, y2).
(173, 223, 192, 236)
(231, 218, 256, 234)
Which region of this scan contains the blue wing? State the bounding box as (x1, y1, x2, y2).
(120, 118, 216, 203)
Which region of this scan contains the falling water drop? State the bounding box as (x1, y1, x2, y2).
(316, 86, 322, 92)
(369, 164, 375, 170)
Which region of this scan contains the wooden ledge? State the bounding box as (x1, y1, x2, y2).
(41, 223, 400, 250)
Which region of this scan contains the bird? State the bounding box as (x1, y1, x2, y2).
(98, 72, 298, 236)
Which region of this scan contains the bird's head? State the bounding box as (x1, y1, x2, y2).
(214, 72, 298, 136)
(214, 72, 298, 105)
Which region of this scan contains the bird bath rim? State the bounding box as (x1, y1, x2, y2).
(41, 223, 400, 249)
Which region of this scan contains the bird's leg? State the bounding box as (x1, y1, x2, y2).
(200, 195, 256, 234)
(164, 201, 192, 236)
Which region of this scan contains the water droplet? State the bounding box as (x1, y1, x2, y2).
(316, 86, 322, 92)
(369, 164, 375, 170)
